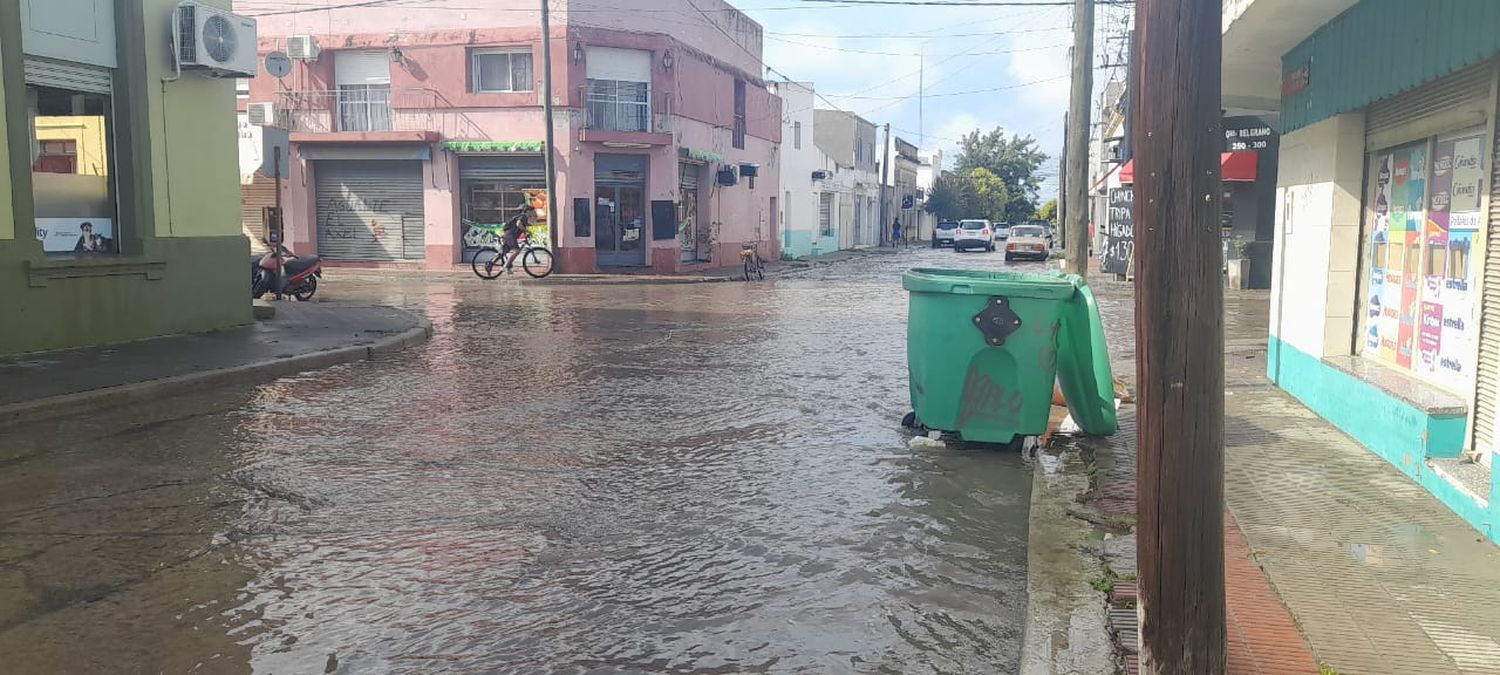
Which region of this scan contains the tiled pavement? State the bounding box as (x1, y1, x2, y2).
(1085, 275, 1500, 674)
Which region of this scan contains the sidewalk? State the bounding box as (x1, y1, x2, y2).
(1024, 277, 1500, 674)
(0, 302, 430, 427)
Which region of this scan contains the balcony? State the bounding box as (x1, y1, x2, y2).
(274, 88, 488, 139)
(578, 80, 673, 146)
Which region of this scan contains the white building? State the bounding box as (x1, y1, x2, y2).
(915, 150, 943, 243)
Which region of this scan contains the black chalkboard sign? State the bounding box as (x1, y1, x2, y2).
(573, 197, 591, 238)
(1102, 187, 1134, 276)
(651, 200, 676, 241)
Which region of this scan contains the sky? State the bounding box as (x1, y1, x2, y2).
(737, 0, 1133, 200)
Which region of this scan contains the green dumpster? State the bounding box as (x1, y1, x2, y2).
(904, 268, 1115, 444)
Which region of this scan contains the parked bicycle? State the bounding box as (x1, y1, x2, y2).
(469, 209, 554, 280)
(740, 242, 766, 281)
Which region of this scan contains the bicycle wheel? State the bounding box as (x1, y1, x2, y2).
(471, 247, 504, 280)
(521, 247, 554, 278)
(755, 259, 765, 281)
(743, 257, 753, 282)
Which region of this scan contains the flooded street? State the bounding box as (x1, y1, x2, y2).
(1, 248, 1049, 674)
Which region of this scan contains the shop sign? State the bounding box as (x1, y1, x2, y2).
(1102, 187, 1133, 276)
(1224, 117, 1277, 152)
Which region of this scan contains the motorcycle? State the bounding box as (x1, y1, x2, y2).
(250, 244, 323, 301)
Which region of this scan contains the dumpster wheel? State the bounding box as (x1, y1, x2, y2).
(900, 411, 925, 430)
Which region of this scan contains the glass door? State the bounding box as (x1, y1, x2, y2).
(594, 154, 648, 267)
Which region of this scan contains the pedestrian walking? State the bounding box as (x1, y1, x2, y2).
(891, 218, 904, 247)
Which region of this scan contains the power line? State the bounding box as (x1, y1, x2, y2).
(795, 0, 1130, 5)
(766, 35, 1070, 57)
(766, 25, 1068, 39)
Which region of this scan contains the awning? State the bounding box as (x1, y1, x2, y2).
(1118, 151, 1259, 184)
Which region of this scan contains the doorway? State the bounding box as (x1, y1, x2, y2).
(595, 154, 648, 267)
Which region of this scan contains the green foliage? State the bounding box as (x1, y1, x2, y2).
(923, 168, 1011, 223)
(1037, 199, 1058, 223)
(952, 128, 1049, 224)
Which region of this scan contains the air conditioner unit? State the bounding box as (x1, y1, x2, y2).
(716, 166, 738, 187)
(175, 1, 259, 77)
(247, 102, 277, 126)
(287, 35, 321, 61)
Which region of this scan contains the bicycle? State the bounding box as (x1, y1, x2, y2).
(470, 209, 555, 280)
(740, 242, 765, 281)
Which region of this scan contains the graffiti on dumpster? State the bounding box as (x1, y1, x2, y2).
(956, 363, 1022, 430)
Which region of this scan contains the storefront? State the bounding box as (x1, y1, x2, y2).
(678, 161, 707, 263)
(1256, 0, 1500, 542)
(458, 154, 547, 262)
(312, 160, 426, 262)
(594, 154, 648, 268)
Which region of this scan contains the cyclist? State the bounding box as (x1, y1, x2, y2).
(499, 205, 531, 274)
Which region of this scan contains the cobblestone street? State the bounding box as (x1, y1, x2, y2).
(0, 247, 1048, 674)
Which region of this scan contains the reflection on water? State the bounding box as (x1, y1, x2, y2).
(1, 250, 1042, 673)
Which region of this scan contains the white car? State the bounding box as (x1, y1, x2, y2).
(954, 219, 996, 252)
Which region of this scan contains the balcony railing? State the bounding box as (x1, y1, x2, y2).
(274, 88, 486, 138)
(582, 80, 671, 133)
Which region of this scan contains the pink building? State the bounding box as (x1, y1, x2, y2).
(238, 0, 781, 273)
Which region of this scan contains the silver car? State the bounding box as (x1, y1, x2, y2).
(954, 219, 996, 252)
(932, 221, 959, 248)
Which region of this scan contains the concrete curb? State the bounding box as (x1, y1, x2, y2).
(517, 275, 733, 286)
(1018, 450, 1115, 675)
(0, 320, 433, 429)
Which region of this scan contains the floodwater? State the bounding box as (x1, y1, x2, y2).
(0, 247, 1048, 674)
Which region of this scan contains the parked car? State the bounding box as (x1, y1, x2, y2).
(1022, 219, 1055, 248)
(1004, 225, 1051, 261)
(954, 219, 995, 252)
(993, 222, 1012, 242)
(933, 221, 960, 248)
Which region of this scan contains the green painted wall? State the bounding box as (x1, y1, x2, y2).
(142, 0, 240, 239)
(1268, 336, 1494, 542)
(1282, 0, 1500, 133)
(0, 24, 10, 242)
(781, 230, 840, 260)
(0, 0, 249, 355)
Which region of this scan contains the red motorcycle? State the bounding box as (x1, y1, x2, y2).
(251, 244, 322, 301)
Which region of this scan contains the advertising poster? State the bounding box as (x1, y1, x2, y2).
(1381, 249, 1403, 363)
(1102, 187, 1134, 276)
(35, 218, 116, 253)
(1429, 139, 1455, 237)
(1366, 154, 1394, 359)
(1450, 136, 1485, 230)
(1366, 240, 1386, 357)
(1391, 150, 1410, 233)
(1398, 245, 1420, 369)
(1419, 301, 1443, 376)
(1438, 230, 1476, 387)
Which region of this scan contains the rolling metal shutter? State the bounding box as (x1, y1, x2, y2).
(1471, 111, 1500, 453)
(679, 162, 700, 189)
(240, 176, 276, 254)
(315, 161, 424, 261)
(459, 155, 545, 182)
(1367, 62, 1491, 146)
(24, 58, 112, 93)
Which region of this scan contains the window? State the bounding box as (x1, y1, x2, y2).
(818, 192, 834, 237)
(793, 121, 801, 149)
(236, 78, 250, 99)
(28, 77, 118, 255)
(334, 51, 392, 132)
(733, 79, 747, 149)
(472, 49, 534, 93)
(586, 79, 650, 132)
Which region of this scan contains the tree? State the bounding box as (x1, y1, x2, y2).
(953, 128, 1049, 224)
(924, 169, 1009, 223)
(1037, 199, 1058, 223)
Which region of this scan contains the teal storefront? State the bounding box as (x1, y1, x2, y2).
(1267, 0, 1500, 541)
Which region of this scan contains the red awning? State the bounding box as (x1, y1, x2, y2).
(1118, 152, 1259, 184)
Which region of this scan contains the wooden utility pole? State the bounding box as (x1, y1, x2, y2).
(879, 122, 891, 246)
(1131, 0, 1226, 672)
(1058, 111, 1068, 251)
(1063, 0, 1093, 277)
(540, 0, 560, 261)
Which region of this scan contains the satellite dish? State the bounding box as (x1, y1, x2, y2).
(265, 51, 292, 78)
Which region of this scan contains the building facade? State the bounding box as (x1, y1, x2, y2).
(240, 0, 781, 273)
(914, 150, 942, 243)
(1228, 0, 1500, 541)
(1, 0, 249, 355)
(812, 109, 880, 249)
(880, 136, 920, 243)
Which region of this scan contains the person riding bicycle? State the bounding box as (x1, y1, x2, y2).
(500, 205, 531, 274)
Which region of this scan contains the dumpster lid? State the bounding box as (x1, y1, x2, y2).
(903, 268, 1079, 300)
